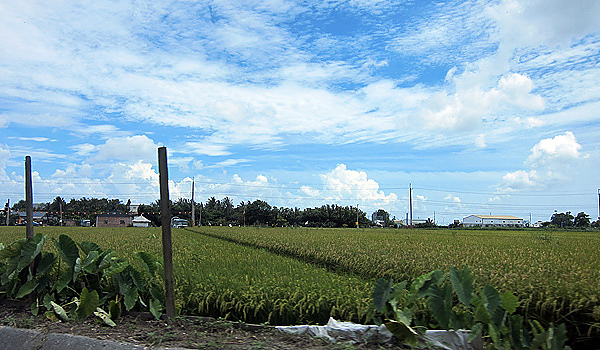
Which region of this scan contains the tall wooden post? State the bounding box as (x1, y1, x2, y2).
(25, 156, 34, 238)
(191, 178, 195, 227)
(5, 199, 9, 226)
(158, 147, 175, 320)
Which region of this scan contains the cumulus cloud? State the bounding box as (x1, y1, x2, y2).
(421, 72, 544, 130)
(319, 164, 398, 204)
(525, 131, 583, 168)
(94, 135, 159, 163)
(500, 132, 585, 191)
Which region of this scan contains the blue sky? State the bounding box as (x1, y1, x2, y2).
(1, 0, 599, 224)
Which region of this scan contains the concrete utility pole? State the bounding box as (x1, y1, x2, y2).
(191, 178, 195, 227)
(25, 156, 34, 238)
(597, 189, 600, 220)
(409, 183, 413, 229)
(356, 204, 359, 228)
(158, 147, 175, 321)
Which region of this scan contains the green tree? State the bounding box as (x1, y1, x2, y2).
(550, 211, 574, 228)
(574, 212, 590, 227)
(246, 200, 272, 226)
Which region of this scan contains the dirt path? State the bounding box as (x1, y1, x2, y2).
(0, 300, 409, 349)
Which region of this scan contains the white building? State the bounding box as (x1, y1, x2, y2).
(132, 215, 151, 227)
(463, 215, 524, 228)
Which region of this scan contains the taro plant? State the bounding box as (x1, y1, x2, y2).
(371, 266, 571, 349)
(0, 234, 165, 326)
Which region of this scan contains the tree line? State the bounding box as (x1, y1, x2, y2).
(5, 196, 372, 228)
(141, 197, 372, 228)
(4, 197, 599, 229)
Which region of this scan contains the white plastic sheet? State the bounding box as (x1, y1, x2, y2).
(276, 318, 480, 349)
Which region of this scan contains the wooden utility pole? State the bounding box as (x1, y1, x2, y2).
(356, 204, 359, 228)
(191, 178, 195, 227)
(158, 147, 175, 320)
(5, 199, 9, 226)
(25, 156, 34, 238)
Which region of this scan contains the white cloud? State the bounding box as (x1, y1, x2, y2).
(421, 72, 544, 131)
(475, 134, 486, 148)
(319, 164, 398, 205)
(444, 194, 461, 203)
(500, 131, 585, 191)
(94, 135, 159, 163)
(70, 143, 97, 156)
(7, 137, 56, 142)
(487, 0, 600, 48)
(0, 145, 11, 181)
(525, 131, 583, 168)
(205, 159, 252, 169)
(125, 160, 159, 182)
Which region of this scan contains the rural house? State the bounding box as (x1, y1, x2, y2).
(132, 215, 152, 227)
(463, 215, 524, 228)
(96, 213, 132, 227)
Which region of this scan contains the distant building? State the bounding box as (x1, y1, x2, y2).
(463, 215, 524, 228)
(18, 211, 48, 225)
(129, 204, 140, 214)
(533, 220, 545, 228)
(96, 213, 132, 227)
(392, 219, 404, 227)
(132, 215, 151, 227)
(171, 216, 188, 228)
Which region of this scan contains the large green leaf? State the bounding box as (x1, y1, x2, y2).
(427, 283, 453, 329)
(123, 285, 138, 311)
(31, 298, 39, 316)
(103, 258, 129, 277)
(75, 288, 99, 321)
(481, 285, 501, 315)
(149, 298, 163, 320)
(35, 252, 56, 277)
(16, 278, 39, 298)
(136, 251, 157, 276)
(394, 308, 413, 326)
(474, 301, 491, 324)
(80, 250, 99, 274)
(450, 266, 473, 307)
(109, 300, 121, 320)
(78, 242, 101, 255)
(56, 267, 72, 293)
(17, 234, 46, 273)
(54, 235, 79, 269)
(410, 269, 443, 298)
(500, 291, 519, 314)
(129, 268, 146, 290)
(94, 307, 116, 327)
(97, 250, 113, 270)
(150, 284, 164, 303)
(72, 257, 82, 282)
(372, 278, 393, 312)
(385, 320, 419, 346)
(43, 293, 55, 310)
(2, 255, 20, 285)
(0, 239, 26, 260)
(50, 301, 69, 321)
(508, 314, 526, 350)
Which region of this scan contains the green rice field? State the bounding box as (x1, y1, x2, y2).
(1, 226, 599, 343)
